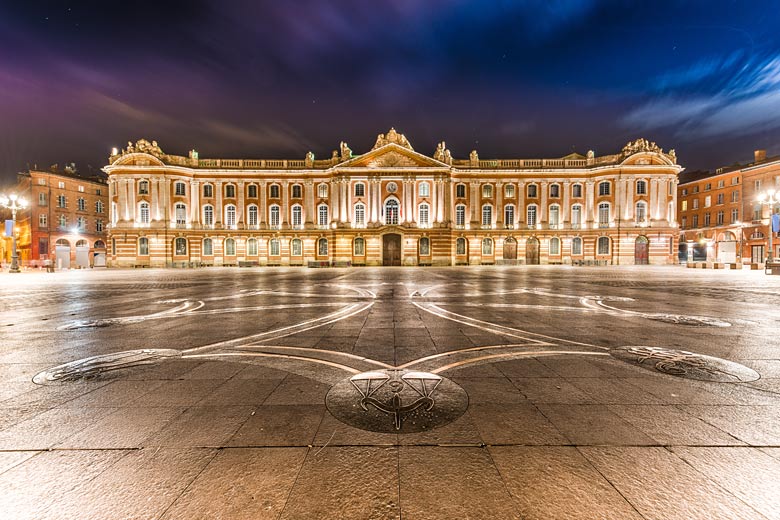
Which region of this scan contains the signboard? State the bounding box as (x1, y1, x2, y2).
(772, 213, 780, 233)
(4, 219, 13, 237)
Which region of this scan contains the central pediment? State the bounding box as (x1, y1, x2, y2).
(339, 143, 448, 169)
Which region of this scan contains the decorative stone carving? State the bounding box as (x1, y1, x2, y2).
(621, 138, 662, 157)
(469, 150, 479, 166)
(123, 139, 164, 157)
(365, 151, 419, 168)
(372, 128, 413, 150)
(305, 151, 315, 167)
(340, 141, 352, 161)
(668, 149, 677, 164)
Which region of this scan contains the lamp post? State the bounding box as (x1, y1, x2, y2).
(758, 190, 779, 263)
(0, 193, 28, 273)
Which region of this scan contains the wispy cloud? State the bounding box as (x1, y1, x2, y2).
(622, 53, 780, 139)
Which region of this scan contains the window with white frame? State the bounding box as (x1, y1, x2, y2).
(138, 181, 149, 194)
(527, 205, 537, 227)
(549, 237, 560, 255)
(138, 237, 149, 256)
(175, 203, 187, 225)
(504, 204, 514, 227)
(269, 238, 280, 256)
(354, 203, 366, 227)
(203, 205, 214, 226)
(318, 184, 328, 198)
(482, 237, 493, 255)
(247, 238, 258, 256)
(96, 200, 104, 213)
(203, 238, 213, 256)
(456, 237, 466, 255)
(704, 195, 711, 208)
(455, 204, 466, 227)
(174, 237, 187, 255)
(96, 219, 104, 233)
(731, 208, 739, 223)
(78, 198, 86, 211)
(354, 183, 365, 197)
(482, 205, 492, 227)
(57, 195, 67, 208)
(175, 182, 186, 196)
(318, 204, 329, 226)
(731, 190, 739, 203)
(58, 181, 65, 189)
(505, 184, 515, 198)
(717, 210, 724, 225)
(318, 238, 328, 256)
(77, 216, 87, 230)
(225, 238, 236, 256)
(291, 238, 303, 256)
(224, 205, 236, 227)
(572, 237, 582, 255)
(636, 180, 647, 195)
(269, 205, 280, 228)
(549, 205, 560, 228)
(140, 202, 150, 223)
(482, 184, 492, 198)
(419, 203, 430, 227)
(598, 181, 611, 196)
(39, 214, 47, 227)
(247, 205, 258, 226)
(38, 193, 46, 206)
(597, 236, 610, 255)
(384, 200, 398, 225)
(419, 237, 430, 256)
(59, 215, 67, 228)
(354, 237, 365, 256)
(598, 203, 610, 227)
(635, 202, 647, 224)
(419, 182, 430, 197)
(292, 205, 302, 227)
(571, 204, 582, 228)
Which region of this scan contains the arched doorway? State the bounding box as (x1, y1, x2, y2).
(55, 238, 71, 269)
(635, 236, 649, 265)
(383, 233, 402, 266)
(525, 237, 540, 265)
(93, 240, 107, 267)
(75, 239, 90, 268)
(503, 237, 517, 260)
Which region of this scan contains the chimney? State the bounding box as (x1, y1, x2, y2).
(754, 149, 767, 163)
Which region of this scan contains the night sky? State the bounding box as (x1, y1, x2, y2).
(1, 0, 779, 185)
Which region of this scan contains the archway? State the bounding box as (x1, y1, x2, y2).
(635, 236, 649, 265)
(383, 233, 402, 266)
(503, 237, 517, 260)
(55, 238, 71, 269)
(525, 237, 540, 265)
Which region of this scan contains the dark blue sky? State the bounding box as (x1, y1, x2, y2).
(1, 0, 779, 184)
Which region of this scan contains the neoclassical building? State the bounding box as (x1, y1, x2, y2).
(103, 129, 681, 267)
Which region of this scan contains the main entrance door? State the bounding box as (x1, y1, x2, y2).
(383, 233, 402, 266)
(503, 237, 517, 260)
(634, 236, 649, 265)
(525, 237, 540, 265)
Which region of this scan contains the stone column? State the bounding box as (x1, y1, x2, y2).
(259, 181, 267, 226)
(517, 181, 525, 227)
(496, 182, 504, 228)
(340, 179, 348, 224)
(650, 179, 659, 222)
(128, 179, 136, 222)
(347, 178, 353, 225)
(304, 180, 313, 225)
(281, 181, 289, 226)
(585, 181, 595, 226)
(190, 180, 200, 224)
(540, 181, 548, 225)
(215, 181, 223, 225)
(562, 181, 571, 225)
(151, 178, 159, 220)
(237, 181, 245, 225)
(469, 182, 479, 225)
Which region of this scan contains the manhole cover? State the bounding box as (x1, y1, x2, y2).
(610, 346, 759, 382)
(326, 369, 469, 433)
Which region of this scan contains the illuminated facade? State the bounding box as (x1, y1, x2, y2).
(103, 129, 680, 267)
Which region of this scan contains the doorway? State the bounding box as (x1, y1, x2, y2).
(383, 233, 402, 266)
(503, 237, 517, 260)
(525, 237, 539, 265)
(634, 236, 649, 265)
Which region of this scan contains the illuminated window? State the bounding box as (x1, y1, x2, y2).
(354, 237, 365, 256)
(597, 236, 610, 255)
(174, 237, 187, 256)
(419, 203, 430, 227)
(292, 205, 302, 227)
(247, 238, 258, 256)
(505, 184, 515, 198)
(456, 237, 466, 255)
(203, 238, 213, 256)
(549, 237, 560, 255)
(419, 182, 430, 197)
(138, 237, 149, 256)
(224, 205, 236, 227)
(247, 205, 258, 226)
(291, 238, 302, 256)
(225, 238, 236, 256)
(203, 205, 214, 226)
(482, 237, 493, 255)
(318, 184, 328, 198)
(175, 203, 187, 225)
(635, 202, 647, 224)
(572, 237, 582, 255)
(139, 202, 150, 223)
(269, 238, 280, 256)
(482, 185, 492, 198)
(419, 237, 430, 256)
(318, 238, 328, 256)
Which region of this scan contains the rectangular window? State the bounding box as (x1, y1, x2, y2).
(39, 214, 47, 227)
(57, 195, 67, 208)
(175, 183, 186, 196)
(292, 185, 302, 198)
(292, 206, 302, 227)
(504, 205, 514, 227)
(682, 188, 688, 196)
(482, 185, 493, 198)
(78, 198, 86, 211)
(354, 183, 365, 197)
(731, 191, 739, 203)
(96, 200, 104, 213)
(717, 180, 725, 188)
(482, 206, 492, 227)
(571, 206, 581, 228)
(705, 183, 711, 191)
(572, 184, 582, 198)
(681, 200, 688, 211)
(419, 205, 429, 227)
(755, 180, 761, 191)
(38, 193, 47, 206)
(598, 204, 610, 227)
(39, 238, 49, 257)
(269, 185, 279, 198)
(78, 185, 84, 193)
(456, 184, 466, 198)
(175, 204, 186, 225)
(203, 185, 213, 198)
(38, 178, 46, 186)
(96, 188, 102, 196)
(704, 213, 711, 226)
(527, 206, 537, 227)
(692, 199, 699, 210)
(455, 205, 465, 227)
(598, 182, 610, 196)
(716, 211, 724, 225)
(527, 184, 538, 198)
(318, 205, 328, 226)
(96, 219, 104, 232)
(354, 205, 365, 227)
(704, 196, 711, 208)
(248, 185, 258, 198)
(77, 216, 87, 230)
(717, 193, 724, 205)
(731, 208, 739, 223)
(692, 215, 699, 227)
(505, 185, 514, 198)
(681, 216, 687, 228)
(58, 181, 65, 189)
(225, 185, 235, 198)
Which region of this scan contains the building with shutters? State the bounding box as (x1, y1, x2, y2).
(102, 129, 681, 268)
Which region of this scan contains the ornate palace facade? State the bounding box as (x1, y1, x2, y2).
(103, 129, 681, 267)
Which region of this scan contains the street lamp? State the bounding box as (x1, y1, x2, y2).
(757, 190, 779, 264)
(0, 193, 28, 273)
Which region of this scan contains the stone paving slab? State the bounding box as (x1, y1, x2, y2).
(0, 265, 779, 518)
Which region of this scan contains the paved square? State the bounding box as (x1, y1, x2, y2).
(1, 266, 779, 519)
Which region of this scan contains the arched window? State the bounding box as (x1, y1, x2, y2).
(527, 205, 538, 227)
(504, 204, 515, 227)
(527, 184, 538, 198)
(225, 204, 236, 227)
(636, 180, 647, 195)
(419, 182, 430, 197)
(419, 237, 430, 256)
(175, 203, 186, 225)
(138, 237, 149, 256)
(291, 238, 303, 256)
(318, 238, 328, 256)
(549, 205, 560, 228)
(549, 237, 560, 255)
(246, 238, 258, 256)
(203, 205, 214, 226)
(598, 181, 611, 196)
(94, 240, 105, 249)
(203, 238, 213, 256)
(269, 184, 280, 198)
(318, 204, 329, 227)
(354, 203, 366, 227)
(174, 237, 187, 256)
(549, 184, 560, 198)
(225, 184, 236, 198)
(456, 184, 467, 198)
(269, 205, 280, 228)
(571, 204, 582, 228)
(247, 184, 258, 198)
(482, 205, 492, 227)
(292, 184, 302, 198)
(635, 201, 647, 224)
(354, 237, 365, 256)
(291, 205, 302, 227)
(354, 183, 365, 197)
(384, 199, 399, 225)
(269, 238, 280, 256)
(598, 202, 610, 227)
(572, 237, 582, 255)
(482, 184, 493, 198)
(456, 237, 467, 255)
(138, 180, 149, 195)
(139, 202, 150, 224)
(419, 203, 430, 227)
(482, 237, 493, 255)
(175, 182, 186, 196)
(224, 238, 236, 256)
(203, 184, 213, 198)
(572, 184, 583, 198)
(318, 184, 328, 198)
(247, 205, 258, 226)
(455, 204, 466, 227)
(597, 236, 610, 255)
